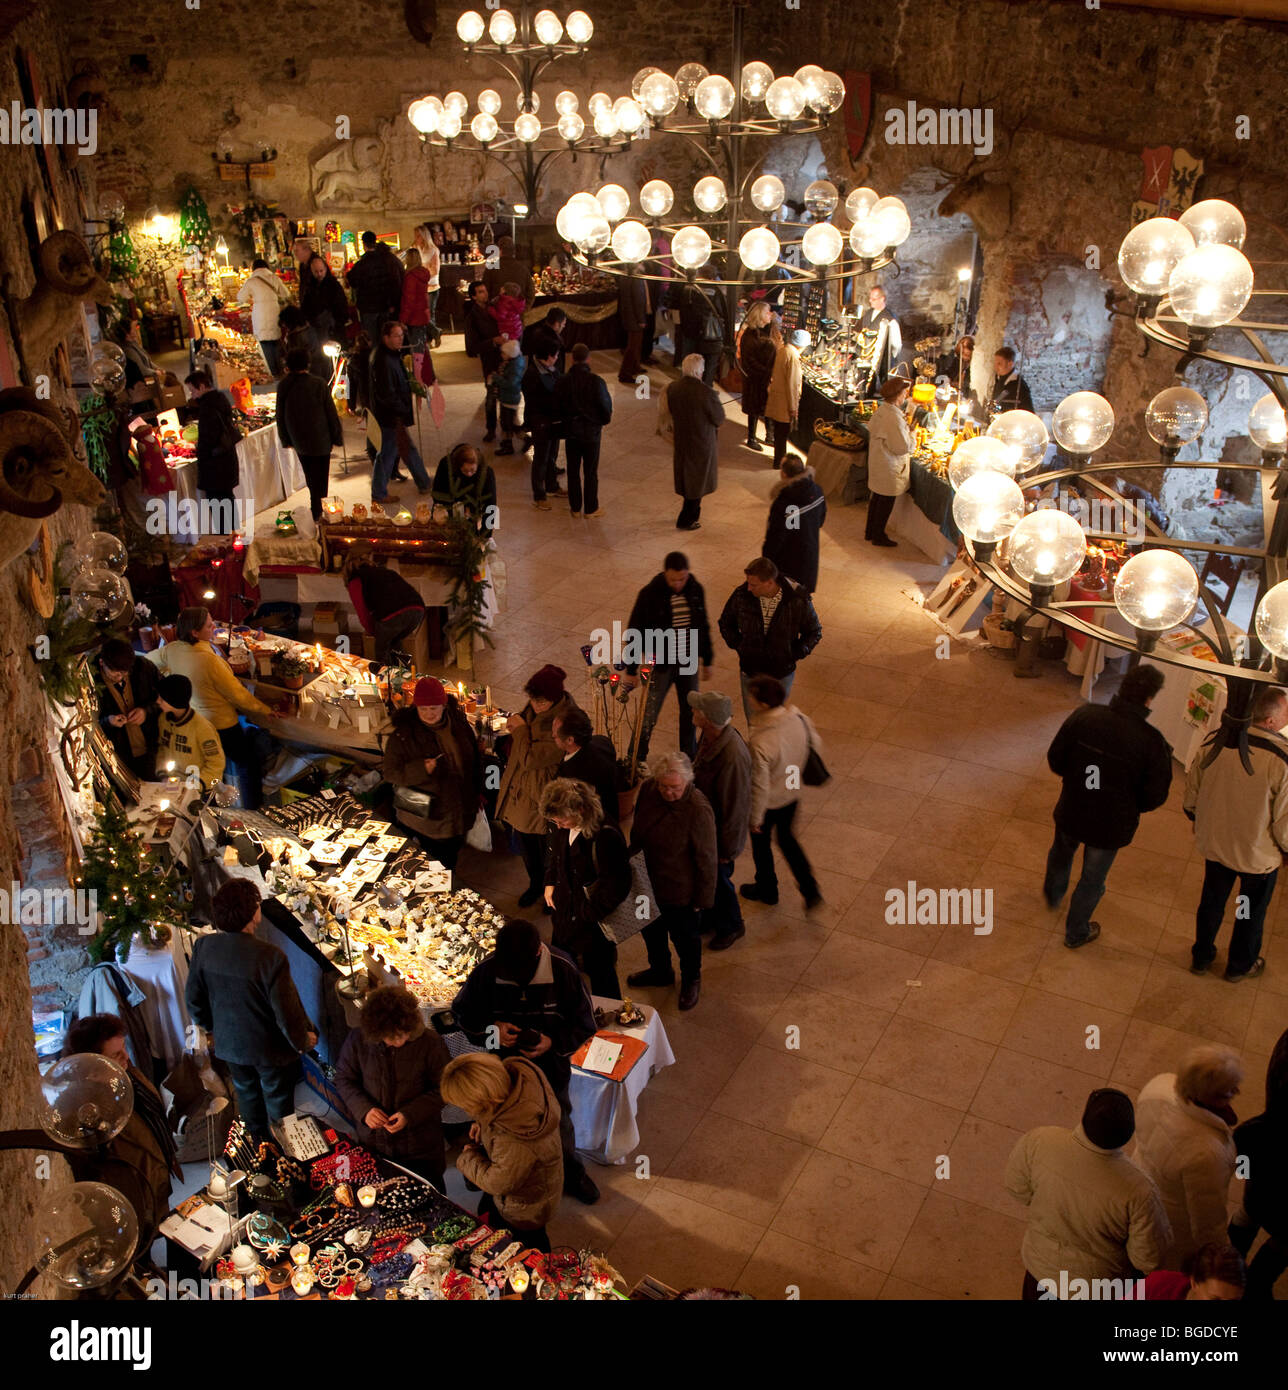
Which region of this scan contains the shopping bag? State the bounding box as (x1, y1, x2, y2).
(465, 807, 493, 852)
(430, 382, 446, 428)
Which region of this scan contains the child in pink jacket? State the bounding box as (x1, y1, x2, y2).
(492, 282, 527, 342)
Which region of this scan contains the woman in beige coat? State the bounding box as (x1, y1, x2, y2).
(495, 664, 581, 908)
(441, 1052, 563, 1250)
(764, 328, 808, 470)
(864, 376, 913, 547)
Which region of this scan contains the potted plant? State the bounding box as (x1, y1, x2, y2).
(271, 649, 312, 690)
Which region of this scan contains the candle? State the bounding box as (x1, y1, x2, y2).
(290, 1242, 310, 1266)
(357, 1185, 377, 1208)
(485, 686, 492, 709)
(290, 1266, 315, 1295)
(509, 1265, 530, 1294)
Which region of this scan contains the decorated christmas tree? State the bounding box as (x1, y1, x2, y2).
(107, 225, 138, 278)
(178, 184, 214, 251)
(79, 796, 191, 963)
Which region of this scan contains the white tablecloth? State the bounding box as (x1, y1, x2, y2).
(119, 936, 192, 1072)
(166, 425, 306, 544)
(569, 998, 675, 1166)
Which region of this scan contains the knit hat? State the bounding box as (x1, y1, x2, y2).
(524, 664, 566, 702)
(157, 674, 192, 709)
(501, 338, 521, 359)
(789, 328, 811, 349)
(412, 676, 448, 707)
(687, 689, 732, 727)
(1081, 1087, 1135, 1149)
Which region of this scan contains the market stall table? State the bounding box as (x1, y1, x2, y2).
(569, 999, 675, 1165)
(890, 460, 958, 564)
(805, 438, 867, 503)
(525, 293, 624, 352)
(164, 423, 307, 543)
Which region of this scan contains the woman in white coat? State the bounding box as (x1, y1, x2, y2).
(236, 258, 291, 376)
(865, 376, 913, 547)
(1132, 1046, 1243, 1267)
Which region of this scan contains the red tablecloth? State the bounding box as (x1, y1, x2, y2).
(1063, 577, 1110, 651)
(173, 548, 258, 621)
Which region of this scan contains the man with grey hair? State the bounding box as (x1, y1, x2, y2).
(664, 353, 725, 530)
(689, 690, 752, 950)
(1185, 683, 1288, 981)
(626, 750, 718, 1010)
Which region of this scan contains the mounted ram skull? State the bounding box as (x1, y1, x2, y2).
(14, 230, 114, 370)
(0, 387, 106, 569)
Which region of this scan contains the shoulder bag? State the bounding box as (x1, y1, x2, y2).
(590, 833, 661, 944)
(798, 712, 830, 787)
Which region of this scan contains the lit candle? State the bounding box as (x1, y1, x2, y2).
(509, 1265, 530, 1294)
(290, 1242, 310, 1266)
(357, 1185, 376, 1208)
(158, 799, 169, 812)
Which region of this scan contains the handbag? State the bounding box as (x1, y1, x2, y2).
(465, 806, 492, 852)
(590, 836, 661, 944)
(798, 713, 831, 787)
(393, 785, 433, 817)
(719, 350, 744, 395)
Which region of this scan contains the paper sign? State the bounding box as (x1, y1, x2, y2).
(581, 1037, 623, 1075)
(321, 789, 337, 799)
(358, 715, 371, 734)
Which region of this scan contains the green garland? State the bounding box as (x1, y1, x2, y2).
(443, 514, 495, 662)
(35, 542, 103, 708)
(80, 393, 115, 483)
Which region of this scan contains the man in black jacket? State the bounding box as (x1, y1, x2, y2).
(521, 306, 567, 373)
(621, 551, 713, 760)
(764, 457, 827, 593)
(521, 342, 564, 508)
(553, 343, 612, 517)
(990, 345, 1035, 415)
(690, 689, 752, 950)
(185, 879, 317, 1141)
(553, 707, 619, 824)
(463, 280, 503, 440)
(275, 347, 344, 519)
(1044, 664, 1172, 948)
(719, 556, 823, 722)
(369, 321, 432, 502)
(184, 368, 240, 532)
(346, 230, 404, 343)
(452, 918, 600, 1204)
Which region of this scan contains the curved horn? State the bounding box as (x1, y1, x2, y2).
(37, 231, 99, 297)
(0, 411, 68, 518)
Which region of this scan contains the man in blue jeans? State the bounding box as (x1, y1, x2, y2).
(1044, 664, 1172, 948)
(369, 321, 432, 502)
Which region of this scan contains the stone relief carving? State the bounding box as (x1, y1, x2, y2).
(312, 128, 389, 208)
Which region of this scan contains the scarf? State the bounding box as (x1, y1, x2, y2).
(105, 670, 147, 758)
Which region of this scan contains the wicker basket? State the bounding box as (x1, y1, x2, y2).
(982, 613, 1018, 650)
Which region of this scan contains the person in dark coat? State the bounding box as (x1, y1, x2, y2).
(522, 340, 564, 507)
(621, 552, 714, 762)
(278, 305, 330, 382)
(990, 345, 1035, 414)
(383, 676, 481, 869)
(552, 706, 619, 825)
(617, 275, 652, 384)
(452, 918, 601, 1205)
(369, 320, 432, 501)
(1044, 664, 1173, 948)
(552, 343, 612, 517)
(431, 442, 497, 536)
(667, 353, 725, 530)
(335, 985, 450, 1187)
(463, 280, 503, 441)
(275, 347, 343, 518)
(738, 301, 778, 450)
(540, 777, 630, 1000)
(300, 254, 352, 344)
(678, 278, 728, 386)
(184, 369, 240, 523)
(689, 689, 752, 951)
(764, 456, 827, 593)
(343, 547, 427, 664)
(627, 751, 718, 1012)
(521, 307, 567, 374)
(96, 636, 159, 779)
(718, 555, 823, 717)
(185, 879, 316, 1141)
(346, 230, 405, 343)
(1229, 1027, 1288, 1299)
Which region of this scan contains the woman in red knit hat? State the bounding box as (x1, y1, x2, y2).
(384, 676, 482, 868)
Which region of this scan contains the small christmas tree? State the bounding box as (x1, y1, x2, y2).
(107, 225, 138, 278)
(79, 796, 191, 963)
(179, 184, 214, 252)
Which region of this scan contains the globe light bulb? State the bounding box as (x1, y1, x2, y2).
(456, 11, 485, 44)
(741, 62, 774, 103)
(640, 71, 680, 117)
(514, 113, 542, 143)
(470, 112, 498, 144)
(986, 410, 1049, 473)
(694, 74, 736, 121)
(408, 98, 438, 134)
(1117, 217, 1195, 296)
(1052, 391, 1115, 455)
(588, 92, 612, 117)
(675, 63, 709, 100)
(557, 113, 585, 142)
(640, 179, 674, 218)
(849, 215, 888, 260)
(566, 10, 594, 45)
(1179, 198, 1246, 250)
(593, 108, 620, 139)
(488, 8, 517, 45)
(444, 91, 469, 119)
(693, 176, 727, 213)
(477, 88, 502, 116)
(1145, 386, 1208, 450)
(438, 110, 462, 140)
(632, 67, 661, 100)
(814, 71, 845, 113)
(801, 222, 843, 266)
(611, 220, 652, 263)
(426, 96, 444, 124)
(575, 214, 611, 255)
(533, 8, 563, 45)
(804, 180, 839, 217)
(1009, 510, 1088, 590)
(739, 226, 780, 274)
(871, 195, 911, 248)
(555, 90, 579, 116)
(1114, 550, 1198, 632)
(1168, 244, 1254, 329)
(671, 225, 713, 272)
(765, 76, 806, 121)
(1255, 580, 1288, 659)
(845, 186, 879, 221)
(750, 174, 786, 213)
(596, 183, 631, 223)
(35, 1181, 138, 1290)
(556, 192, 601, 242)
(612, 97, 645, 136)
(947, 435, 1019, 490)
(952, 472, 1026, 546)
(1249, 393, 1288, 456)
(793, 65, 827, 108)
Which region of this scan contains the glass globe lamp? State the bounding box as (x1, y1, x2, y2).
(694, 75, 736, 121)
(1179, 199, 1246, 250)
(443, 91, 469, 118)
(408, 98, 437, 134)
(611, 220, 652, 264)
(35, 1182, 138, 1291)
(556, 192, 601, 243)
(488, 8, 517, 45)
(675, 63, 709, 99)
(1255, 581, 1288, 659)
(514, 113, 541, 143)
(613, 97, 645, 136)
(639, 179, 674, 218)
(1117, 216, 1194, 296)
(813, 71, 845, 113)
(596, 184, 631, 223)
(593, 109, 620, 140)
(555, 90, 579, 116)
(70, 531, 128, 576)
(438, 110, 462, 140)
(556, 113, 585, 142)
(849, 216, 888, 260)
(456, 10, 485, 44)
(947, 435, 1019, 490)
(1248, 393, 1288, 459)
(741, 62, 774, 103)
(516, 91, 541, 115)
(1008, 509, 1087, 601)
(986, 411, 1048, 473)
(671, 226, 713, 272)
(477, 88, 502, 116)
(845, 186, 880, 221)
(95, 342, 126, 366)
(793, 66, 826, 106)
(871, 195, 911, 248)
(631, 67, 661, 100)
(1114, 550, 1198, 642)
(533, 8, 563, 45)
(1053, 391, 1115, 457)
(640, 72, 680, 118)
(425, 96, 444, 126)
(693, 176, 727, 214)
(566, 10, 593, 45)
(470, 112, 498, 144)
(588, 92, 612, 117)
(765, 76, 806, 121)
(739, 227, 780, 274)
(1145, 386, 1208, 456)
(575, 215, 612, 255)
(71, 567, 131, 623)
(951, 472, 1026, 555)
(41, 1054, 133, 1147)
(750, 174, 786, 213)
(801, 223, 843, 267)
(804, 180, 839, 217)
(1168, 245, 1254, 329)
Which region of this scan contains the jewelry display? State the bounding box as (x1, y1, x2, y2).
(368, 1252, 414, 1287)
(309, 1141, 379, 1191)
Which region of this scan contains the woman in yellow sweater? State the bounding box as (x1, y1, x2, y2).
(149, 606, 273, 806)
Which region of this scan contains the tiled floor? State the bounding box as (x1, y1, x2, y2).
(302, 334, 1286, 1298)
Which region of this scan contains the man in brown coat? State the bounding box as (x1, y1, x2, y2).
(667, 353, 725, 530)
(627, 750, 718, 1010)
(690, 690, 752, 951)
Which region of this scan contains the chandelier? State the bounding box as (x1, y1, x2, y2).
(943, 196, 1288, 764)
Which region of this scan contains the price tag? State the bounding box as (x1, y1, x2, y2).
(358, 715, 371, 734)
(321, 789, 337, 800)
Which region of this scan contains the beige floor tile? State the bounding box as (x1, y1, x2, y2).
(1246, 987, 1288, 1056)
(669, 961, 796, 1041)
(1000, 986, 1130, 1079)
(914, 796, 1009, 859)
(710, 1042, 856, 1145)
(771, 1150, 928, 1271)
(861, 1016, 996, 1111)
(818, 1078, 964, 1186)
(931, 913, 1047, 986)
(736, 1229, 887, 1301)
(889, 1190, 1027, 1299)
(873, 838, 988, 896)
(644, 1013, 753, 1108)
(799, 933, 928, 1012)
(657, 1111, 813, 1227)
(833, 880, 946, 955)
(546, 1161, 652, 1251)
(700, 913, 829, 983)
(942, 1115, 1029, 1219)
(932, 761, 1032, 809)
(1030, 936, 1151, 1015)
(1133, 958, 1257, 1049)
(607, 1185, 766, 1291)
(971, 1047, 1106, 1131)
(1105, 844, 1190, 909)
(756, 984, 893, 1076)
(896, 958, 1025, 1044)
(628, 1086, 707, 1177)
(807, 776, 924, 834)
(1107, 1017, 1225, 1094)
(877, 1274, 944, 1299)
(856, 741, 953, 796)
(788, 816, 898, 882)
